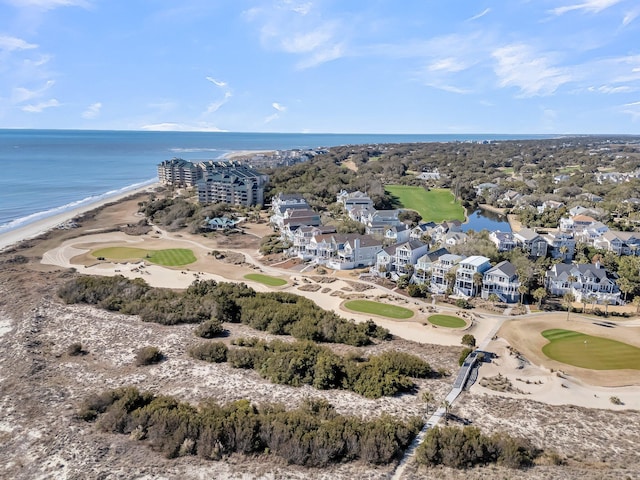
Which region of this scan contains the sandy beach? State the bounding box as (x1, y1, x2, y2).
(0, 182, 160, 252)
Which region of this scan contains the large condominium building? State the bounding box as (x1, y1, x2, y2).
(157, 158, 202, 187)
(157, 158, 268, 207)
(196, 162, 269, 207)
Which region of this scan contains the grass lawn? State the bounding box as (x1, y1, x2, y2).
(92, 247, 196, 267)
(344, 300, 414, 319)
(385, 185, 465, 223)
(244, 273, 288, 287)
(428, 314, 467, 328)
(541, 329, 640, 370)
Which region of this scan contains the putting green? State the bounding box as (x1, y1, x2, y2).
(541, 329, 640, 370)
(428, 314, 466, 328)
(244, 273, 287, 287)
(92, 247, 196, 267)
(344, 300, 414, 319)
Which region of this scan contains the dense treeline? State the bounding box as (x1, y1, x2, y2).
(193, 337, 434, 398)
(58, 277, 390, 346)
(415, 425, 539, 469)
(78, 387, 421, 466)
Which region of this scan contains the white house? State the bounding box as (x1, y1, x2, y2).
(454, 255, 492, 297)
(481, 261, 521, 303)
(327, 235, 383, 270)
(385, 224, 412, 244)
(412, 247, 449, 284)
(513, 228, 548, 258)
(543, 231, 576, 262)
(430, 253, 465, 294)
(489, 231, 516, 252)
(545, 263, 621, 305)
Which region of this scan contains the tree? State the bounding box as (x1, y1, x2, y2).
(558, 245, 569, 262)
(632, 296, 640, 314)
(461, 334, 476, 348)
(532, 287, 547, 309)
(563, 292, 576, 321)
(441, 400, 451, 424)
(473, 272, 484, 297)
(518, 284, 528, 305)
(421, 391, 435, 415)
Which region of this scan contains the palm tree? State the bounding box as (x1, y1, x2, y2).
(421, 391, 435, 415)
(559, 245, 569, 262)
(603, 298, 611, 317)
(533, 287, 547, 309)
(518, 284, 528, 304)
(441, 400, 451, 424)
(563, 292, 576, 321)
(473, 272, 484, 297)
(632, 296, 640, 314)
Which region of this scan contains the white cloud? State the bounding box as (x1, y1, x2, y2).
(281, 0, 312, 16)
(265, 102, 287, 123)
(11, 79, 54, 103)
(82, 102, 102, 119)
(296, 43, 345, 69)
(272, 102, 286, 112)
(596, 85, 634, 93)
(428, 57, 469, 73)
(550, 0, 622, 16)
(0, 35, 38, 51)
(622, 8, 640, 26)
(5, 0, 90, 10)
(140, 122, 225, 132)
(21, 98, 60, 112)
(468, 8, 491, 21)
(205, 91, 232, 114)
(425, 83, 471, 94)
(206, 76, 227, 88)
(621, 100, 640, 120)
(492, 44, 572, 96)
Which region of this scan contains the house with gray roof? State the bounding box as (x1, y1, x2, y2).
(481, 261, 520, 303)
(545, 263, 621, 305)
(513, 228, 548, 258)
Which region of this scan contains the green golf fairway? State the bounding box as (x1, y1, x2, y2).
(541, 329, 640, 370)
(428, 314, 466, 328)
(344, 300, 414, 319)
(385, 185, 465, 222)
(244, 273, 288, 287)
(92, 247, 196, 266)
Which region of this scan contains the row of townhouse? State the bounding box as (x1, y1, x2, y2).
(269, 192, 623, 305)
(559, 206, 640, 256)
(490, 228, 576, 261)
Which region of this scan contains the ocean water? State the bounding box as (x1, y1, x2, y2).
(0, 129, 549, 234)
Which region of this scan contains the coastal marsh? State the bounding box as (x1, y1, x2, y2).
(385, 185, 465, 222)
(92, 246, 196, 266)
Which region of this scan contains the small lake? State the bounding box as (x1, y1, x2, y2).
(461, 209, 511, 232)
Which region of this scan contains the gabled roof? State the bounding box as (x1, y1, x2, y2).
(397, 239, 428, 251)
(417, 247, 450, 263)
(485, 260, 517, 278)
(514, 228, 541, 241)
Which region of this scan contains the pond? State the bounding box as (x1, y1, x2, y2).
(461, 209, 511, 233)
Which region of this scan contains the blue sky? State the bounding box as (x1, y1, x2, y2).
(1, 0, 639, 134)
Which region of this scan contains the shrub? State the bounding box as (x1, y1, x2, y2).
(194, 319, 226, 338)
(455, 298, 472, 309)
(610, 396, 623, 405)
(188, 342, 228, 363)
(135, 346, 163, 366)
(461, 334, 476, 347)
(458, 347, 473, 366)
(67, 342, 84, 356)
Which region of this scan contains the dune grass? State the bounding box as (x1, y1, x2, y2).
(244, 273, 288, 287)
(385, 185, 465, 223)
(541, 329, 640, 370)
(428, 314, 467, 328)
(344, 300, 414, 319)
(92, 247, 196, 267)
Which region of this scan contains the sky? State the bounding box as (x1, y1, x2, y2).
(0, 0, 639, 134)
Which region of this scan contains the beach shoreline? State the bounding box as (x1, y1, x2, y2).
(0, 182, 160, 252)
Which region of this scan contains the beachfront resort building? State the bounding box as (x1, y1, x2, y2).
(196, 162, 268, 207)
(157, 158, 268, 207)
(157, 158, 202, 187)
